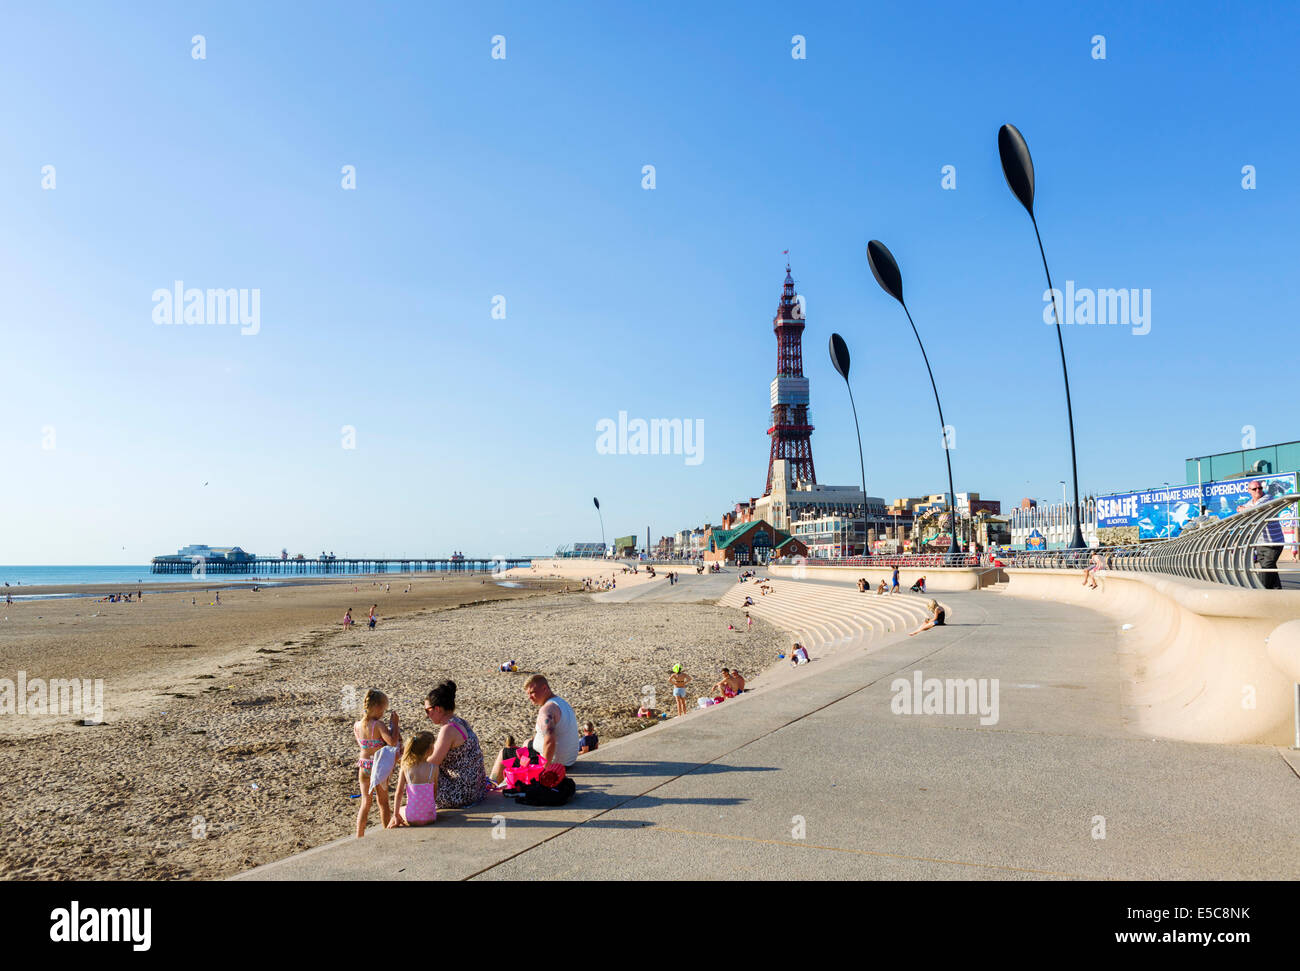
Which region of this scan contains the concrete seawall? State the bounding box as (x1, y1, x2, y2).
(766, 563, 993, 591)
(768, 563, 1300, 745)
(996, 569, 1300, 746)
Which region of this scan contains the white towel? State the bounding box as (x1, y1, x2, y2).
(369, 745, 398, 792)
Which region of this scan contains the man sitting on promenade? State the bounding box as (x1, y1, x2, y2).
(489, 674, 581, 783)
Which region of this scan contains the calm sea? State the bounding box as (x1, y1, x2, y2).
(0, 561, 535, 598)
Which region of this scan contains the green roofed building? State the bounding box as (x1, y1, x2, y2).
(613, 535, 638, 555)
(704, 519, 808, 566)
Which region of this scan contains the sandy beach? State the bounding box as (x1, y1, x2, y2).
(0, 568, 782, 879)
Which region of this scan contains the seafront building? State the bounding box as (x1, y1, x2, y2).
(174, 544, 254, 562)
(1009, 499, 1100, 550)
(703, 519, 807, 565)
(1186, 439, 1300, 484)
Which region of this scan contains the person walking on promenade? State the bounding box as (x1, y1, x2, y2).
(1083, 552, 1103, 590)
(1237, 480, 1285, 589)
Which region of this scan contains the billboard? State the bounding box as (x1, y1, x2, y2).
(1096, 473, 1297, 542)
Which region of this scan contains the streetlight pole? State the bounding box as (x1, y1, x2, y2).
(865, 240, 960, 557)
(1059, 479, 1068, 547)
(1000, 124, 1086, 549)
(828, 334, 868, 565)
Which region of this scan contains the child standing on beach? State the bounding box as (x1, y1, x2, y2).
(668, 664, 693, 716)
(389, 731, 437, 828)
(368, 604, 378, 629)
(343, 608, 354, 628)
(354, 689, 401, 837)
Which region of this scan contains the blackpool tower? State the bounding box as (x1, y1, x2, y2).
(764, 264, 816, 495)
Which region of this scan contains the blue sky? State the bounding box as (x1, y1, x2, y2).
(2, 1, 1297, 562)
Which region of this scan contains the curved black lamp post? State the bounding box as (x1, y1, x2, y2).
(828, 334, 868, 560)
(999, 123, 1085, 550)
(865, 240, 961, 557)
(593, 497, 606, 556)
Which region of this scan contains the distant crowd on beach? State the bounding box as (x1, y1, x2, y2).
(95, 588, 144, 604)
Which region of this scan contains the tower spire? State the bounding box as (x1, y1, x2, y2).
(764, 263, 816, 495)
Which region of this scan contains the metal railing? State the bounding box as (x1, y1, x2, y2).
(1003, 495, 1296, 588)
(769, 495, 1297, 589)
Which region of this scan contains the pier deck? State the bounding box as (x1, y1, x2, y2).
(150, 556, 531, 576)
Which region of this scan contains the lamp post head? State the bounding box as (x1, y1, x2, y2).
(593, 497, 600, 510)
(829, 332, 851, 381)
(998, 123, 1036, 217)
(866, 240, 904, 306)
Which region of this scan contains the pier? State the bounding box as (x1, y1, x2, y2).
(150, 556, 532, 576)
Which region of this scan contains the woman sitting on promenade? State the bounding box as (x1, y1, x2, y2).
(420, 680, 487, 809)
(908, 600, 947, 636)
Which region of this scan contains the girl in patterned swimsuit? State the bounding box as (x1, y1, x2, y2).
(354, 689, 400, 837)
(389, 731, 438, 827)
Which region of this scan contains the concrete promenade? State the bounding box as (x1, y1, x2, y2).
(236, 572, 1300, 881)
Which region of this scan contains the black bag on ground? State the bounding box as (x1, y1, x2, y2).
(517, 777, 576, 806)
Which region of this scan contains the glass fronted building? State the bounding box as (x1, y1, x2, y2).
(1186, 440, 1300, 485)
(791, 515, 868, 558)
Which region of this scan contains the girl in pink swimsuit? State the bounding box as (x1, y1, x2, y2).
(389, 731, 438, 827)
